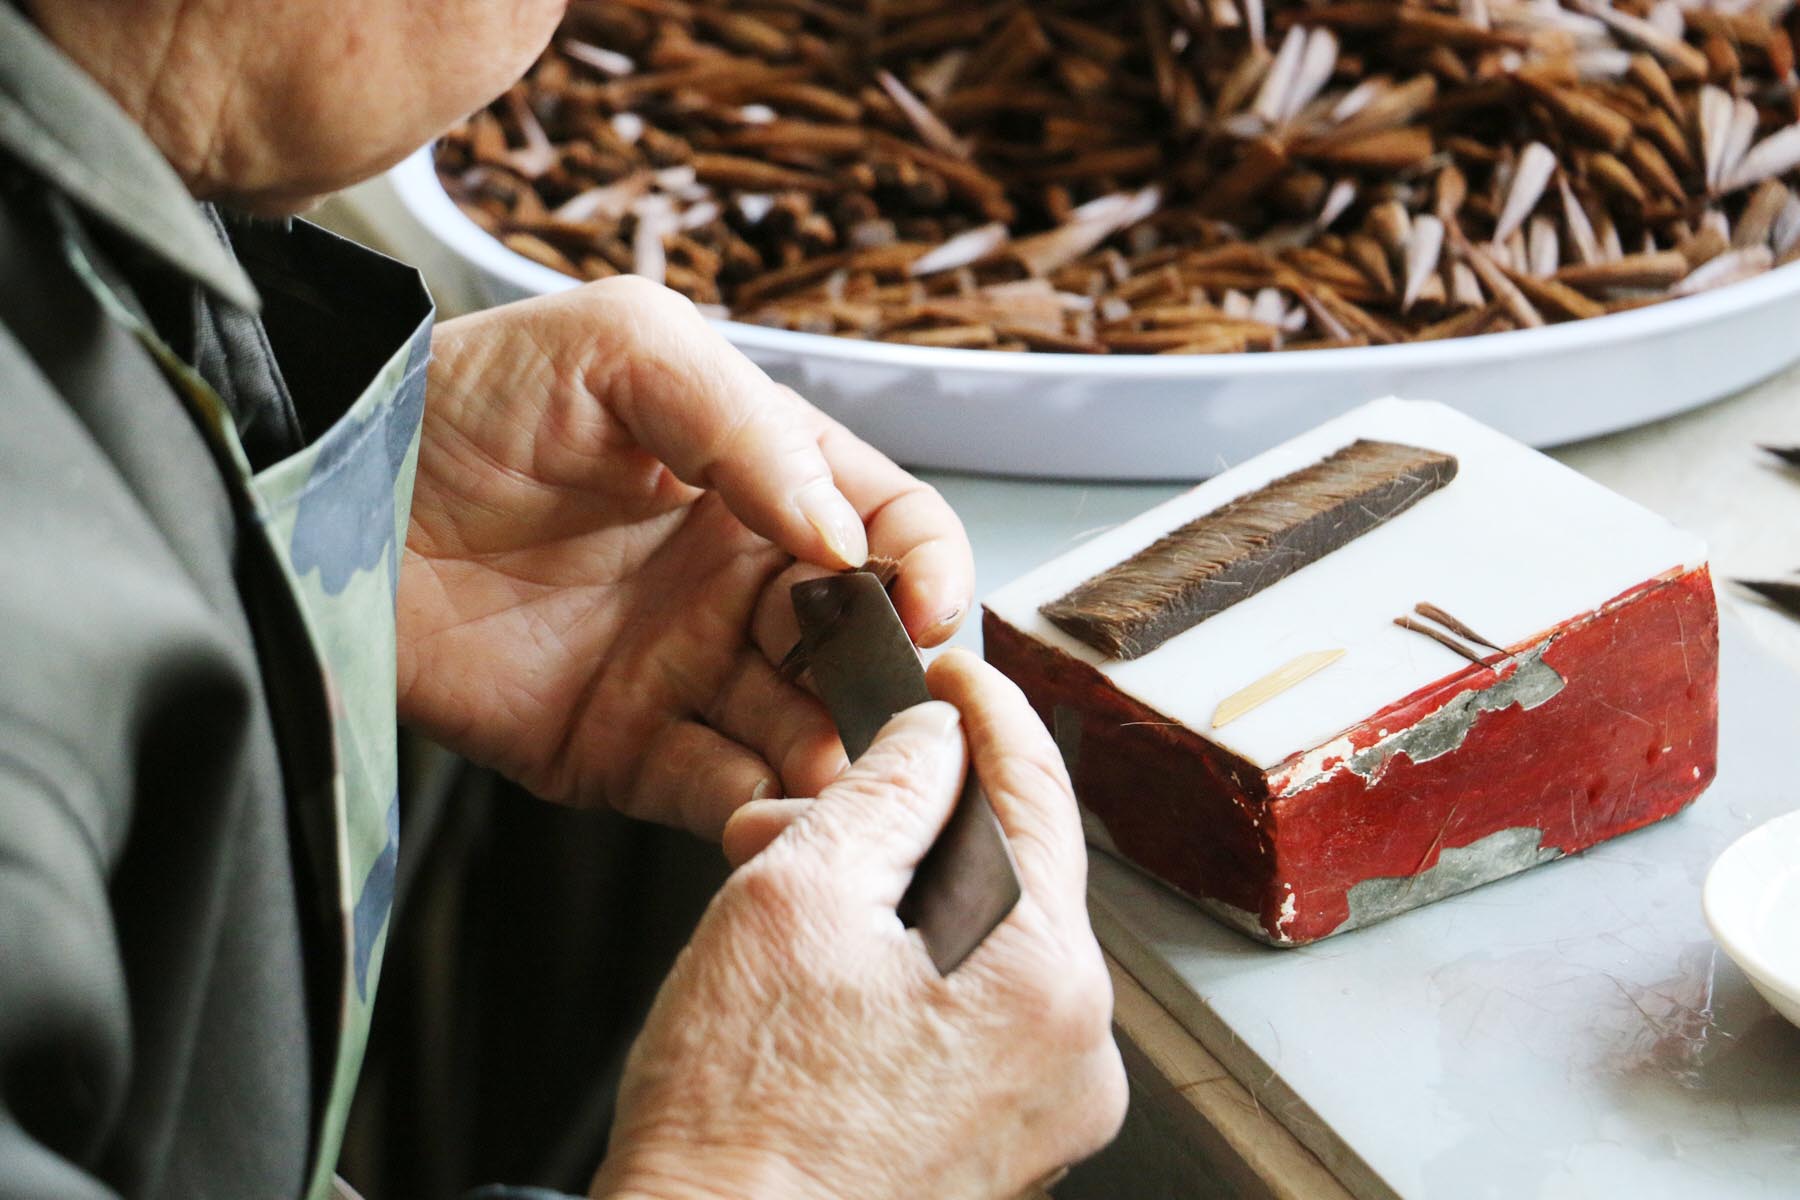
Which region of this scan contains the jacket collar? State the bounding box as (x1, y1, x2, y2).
(0, 3, 259, 311)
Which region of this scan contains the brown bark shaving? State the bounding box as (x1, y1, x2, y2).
(438, 0, 1800, 354)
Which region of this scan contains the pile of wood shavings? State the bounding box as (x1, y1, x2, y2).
(437, 0, 1800, 354)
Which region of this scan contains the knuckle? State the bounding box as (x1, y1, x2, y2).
(728, 853, 807, 922)
(588, 271, 684, 309)
(1078, 1047, 1130, 1150)
(719, 403, 814, 484)
(1036, 954, 1115, 1050)
(885, 476, 945, 515)
(773, 382, 813, 411)
(914, 479, 950, 514)
(699, 398, 764, 483)
(833, 752, 937, 807)
(733, 815, 854, 906)
(712, 858, 817, 972)
(775, 424, 830, 473)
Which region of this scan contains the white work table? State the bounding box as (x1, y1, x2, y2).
(928, 374, 1800, 1200)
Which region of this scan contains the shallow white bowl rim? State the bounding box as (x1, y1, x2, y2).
(1702, 806, 1800, 1003)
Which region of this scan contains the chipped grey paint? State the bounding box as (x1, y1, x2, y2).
(1275, 732, 1359, 798)
(1348, 645, 1566, 785)
(1335, 826, 1563, 935)
(1196, 894, 1282, 943)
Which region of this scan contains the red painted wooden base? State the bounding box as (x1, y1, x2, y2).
(984, 567, 1719, 945)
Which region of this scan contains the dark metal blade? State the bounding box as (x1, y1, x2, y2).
(792, 571, 1021, 973)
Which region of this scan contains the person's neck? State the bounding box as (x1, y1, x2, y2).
(25, 0, 242, 201)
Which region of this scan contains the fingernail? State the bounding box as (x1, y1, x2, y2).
(796, 480, 868, 569)
(750, 778, 777, 803)
(910, 700, 961, 741)
(912, 702, 966, 794)
(887, 702, 964, 798)
(927, 604, 964, 636)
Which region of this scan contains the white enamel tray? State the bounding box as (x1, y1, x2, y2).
(1705, 807, 1800, 1031)
(388, 148, 1800, 480)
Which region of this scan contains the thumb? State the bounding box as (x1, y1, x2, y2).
(722, 797, 814, 868)
(583, 278, 868, 569)
(806, 701, 967, 900)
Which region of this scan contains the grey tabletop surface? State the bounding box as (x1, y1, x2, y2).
(925, 378, 1800, 1200)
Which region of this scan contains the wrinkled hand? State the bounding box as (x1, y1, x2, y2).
(590, 651, 1127, 1200)
(398, 278, 972, 837)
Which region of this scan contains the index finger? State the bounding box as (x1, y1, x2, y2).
(574, 277, 870, 571)
(924, 649, 1086, 911)
(817, 419, 975, 648)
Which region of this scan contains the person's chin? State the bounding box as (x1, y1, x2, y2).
(202, 181, 332, 219)
(204, 143, 421, 217)
(209, 190, 322, 218)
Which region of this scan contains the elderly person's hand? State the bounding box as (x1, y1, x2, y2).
(397, 278, 974, 838)
(590, 650, 1127, 1200)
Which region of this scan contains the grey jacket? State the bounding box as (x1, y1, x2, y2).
(0, 10, 508, 1198)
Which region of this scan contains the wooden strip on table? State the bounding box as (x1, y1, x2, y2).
(1104, 955, 1355, 1200)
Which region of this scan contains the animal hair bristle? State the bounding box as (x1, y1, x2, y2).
(778, 558, 905, 682)
(865, 554, 902, 590)
(776, 636, 813, 683)
(1413, 602, 1504, 652)
(1394, 615, 1494, 668)
(1040, 440, 1458, 659)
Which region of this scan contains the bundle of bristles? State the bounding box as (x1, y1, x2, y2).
(437, 0, 1800, 354)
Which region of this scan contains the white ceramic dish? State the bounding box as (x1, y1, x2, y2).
(389, 148, 1800, 480)
(1704, 807, 1800, 1030)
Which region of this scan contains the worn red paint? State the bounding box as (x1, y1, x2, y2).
(983, 567, 1719, 945)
